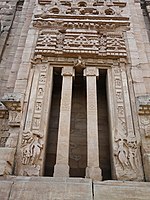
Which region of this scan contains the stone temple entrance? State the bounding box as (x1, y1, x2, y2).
(44, 67, 111, 179)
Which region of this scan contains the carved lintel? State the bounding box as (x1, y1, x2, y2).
(1, 93, 23, 127)
(61, 66, 75, 76)
(84, 67, 99, 76)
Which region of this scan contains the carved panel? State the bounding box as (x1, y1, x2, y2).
(36, 0, 126, 17)
(20, 64, 49, 175)
(21, 130, 43, 166)
(35, 31, 127, 58)
(63, 33, 99, 53)
(31, 64, 48, 131)
(112, 67, 143, 180)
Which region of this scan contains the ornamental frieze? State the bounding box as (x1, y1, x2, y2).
(35, 30, 127, 57)
(36, 0, 126, 17)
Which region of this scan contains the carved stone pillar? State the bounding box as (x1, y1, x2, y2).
(137, 95, 150, 181)
(84, 67, 102, 181)
(107, 62, 144, 181)
(54, 67, 74, 177)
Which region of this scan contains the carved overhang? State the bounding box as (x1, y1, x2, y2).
(33, 1, 129, 29)
(33, 0, 129, 58)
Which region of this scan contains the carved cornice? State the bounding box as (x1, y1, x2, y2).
(34, 0, 129, 30)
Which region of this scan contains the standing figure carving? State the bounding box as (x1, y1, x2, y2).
(21, 130, 43, 166)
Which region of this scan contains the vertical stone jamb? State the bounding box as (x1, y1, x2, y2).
(16, 62, 53, 176)
(107, 62, 144, 181)
(54, 67, 74, 177)
(84, 67, 102, 181)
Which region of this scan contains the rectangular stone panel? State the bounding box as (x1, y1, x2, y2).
(94, 181, 150, 200)
(0, 180, 13, 200)
(9, 177, 93, 200)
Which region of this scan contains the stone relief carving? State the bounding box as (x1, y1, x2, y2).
(21, 130, 43, 166)
(36, 0, 125, 17)
(113, 67, 143, 180)
(35, 31, 127, 57)
(137, 96, 150, 181)
(70, 142, 81, 161)
(19, 64, 49, 176)
(0, 103, 9, 147)
(115, 136, 139, 172)
(1, 93, 23, 126)
(140, 116, 150, 138)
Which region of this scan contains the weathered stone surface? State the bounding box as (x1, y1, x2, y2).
(9, 177, 92, 200)
(94, 181, 150, 200)
(0, 180, 13, 200)
(0, 148, 15, 175)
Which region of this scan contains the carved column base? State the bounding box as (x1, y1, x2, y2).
(86, 167, 102, 181)
(53, 164, 69, 177)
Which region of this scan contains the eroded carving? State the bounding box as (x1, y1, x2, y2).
(112, 67, 143, 180)
(21, 130, 43, 166)
(115, 135, 139, 172)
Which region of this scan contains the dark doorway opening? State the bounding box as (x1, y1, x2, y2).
(69, 71, 87, 177)
(97, 69, 112, 180)
(44, 67, 62, 176)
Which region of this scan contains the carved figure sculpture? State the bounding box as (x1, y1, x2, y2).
(21, 131, 43, 166)
(116, 138, 128, 169)
(127, 136, 138, 171)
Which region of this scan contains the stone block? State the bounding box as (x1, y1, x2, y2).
(0, 148, 15, 175)
(9, 177, 93, 200)
(0, 180, 13, 200)
(94, 181, 150, 200)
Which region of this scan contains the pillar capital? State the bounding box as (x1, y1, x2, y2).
(61, 66, 75, 76)
(84, 67, 99, 77)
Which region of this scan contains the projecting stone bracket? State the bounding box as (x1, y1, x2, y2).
(1, 93, 23, 127)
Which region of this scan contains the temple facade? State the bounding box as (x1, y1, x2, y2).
(0, 0, 150, 199)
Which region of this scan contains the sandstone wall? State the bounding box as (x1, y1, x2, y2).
(0, 177, 150, 200)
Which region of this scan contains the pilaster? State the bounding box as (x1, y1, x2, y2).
(54, 67, 74, 177)
(84, 67, 102, 181)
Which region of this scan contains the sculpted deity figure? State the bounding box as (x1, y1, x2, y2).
(21, 130, 43, 166)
